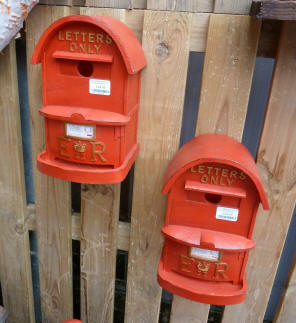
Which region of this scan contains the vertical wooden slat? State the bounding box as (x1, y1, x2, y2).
(80, 184, 120, 323)
(275, 255, 296, 322)
(0, 41, 35, 323)
(214, 0, 253, 14)
(79, 7, 126, 323)
(196, 15, 261, 139)
(223, 21, 296, 323)
(27, 5, 78, 322)
(146, 0, 214, 12)
(124, 10, 192, 323)
(170, 14, 261, 322)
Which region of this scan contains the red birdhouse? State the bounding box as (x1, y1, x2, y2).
(158, 134, 269, 305)
(31, 15, 146, 184)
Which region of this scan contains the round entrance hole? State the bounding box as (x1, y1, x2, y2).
(78, 61, 93, 77)
(204, 193, 222, 204)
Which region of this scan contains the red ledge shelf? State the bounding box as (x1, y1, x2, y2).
(162, 225, 254, 251)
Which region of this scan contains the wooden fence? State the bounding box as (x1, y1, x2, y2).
(1, 1, 296, 322)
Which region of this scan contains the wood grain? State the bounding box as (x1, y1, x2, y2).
(251, 0, 296, 21)
(222, 21, 296, 323)
(170, 14, 261, 323)
(189, 13, 210, 52)
(214, 0, 253, 14)
(0, 41, 35, 323)
(124, 10, 191, 323)
(196, 15, 261, 139)
(80, 184, 120, 323)
(26, 5, 79, 322)
(39, 0, 86, 5)
(170, 296, 210, 323)
(84, 0, 147, 8)
(26, 207, 131, 251)
(275, 255, 296, 322)
(85, 0, 134, 8)
(147, 0, 214, 12)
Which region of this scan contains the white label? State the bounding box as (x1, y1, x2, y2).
(190, 247, 220, 261)
(66, 123, 94, 139)
(89, 79, 111, 95)
(216, 207, 239, 222)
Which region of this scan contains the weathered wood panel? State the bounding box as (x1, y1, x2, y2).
(26, 5, 79, 322)
(214, 0, 253, 14)
(0, 41, 35, 323)
(39, 0, 85, 5)
(26, 207, 131, 251)
(170, 14, 261, 323)
(275, 255, 296, 322)
(146, 0, 214, 12)
(80, 184, 120, 323)
(223, 21, 296, 323)
(170, 297, 209, 323)
(85, 0, 147, 8)
(251, 0, 296, 21)
(124, 10, 191, 323)
(196, 15, 261, 139)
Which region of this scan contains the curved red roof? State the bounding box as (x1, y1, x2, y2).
(31, 15, 146, 74)
(162, 134, 269, 210)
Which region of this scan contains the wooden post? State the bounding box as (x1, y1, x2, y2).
(124, 10, 192, 323)
(223, 21, 296, 323)
(0, 41, 35, 323)
(26, 5, 79, 322)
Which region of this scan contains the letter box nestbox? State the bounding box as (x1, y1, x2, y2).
(158, 134, 269, 305)
(31, 15, 146, 184)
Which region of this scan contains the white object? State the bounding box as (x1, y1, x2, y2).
(89, 79, 111, 95)
(216, 206, 239, 222)
(66, 123, 95, 140)
(0, 0, 39, 51)
(190, 247, 220, 261)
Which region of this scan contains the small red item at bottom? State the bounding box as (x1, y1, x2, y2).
(61, 320, 82, 323)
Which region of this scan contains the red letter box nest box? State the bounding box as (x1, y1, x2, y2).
(31, 15, 146, 184)
(158, 134, 269, 305)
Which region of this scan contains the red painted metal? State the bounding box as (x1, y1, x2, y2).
(31, 15, 146, 184)
(60, 320, 82, 323)
(158, 134, 269, 305)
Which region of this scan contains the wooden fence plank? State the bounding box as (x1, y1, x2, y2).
(26, 207, 130, 251)
(39, 0, 86, 5)
(222, 21, 296, 323)
(85, 0, 133, 8)
(0, 41, 35, 323)
(189, 13, 210, 52)
(84, 0, 147, 8)
(170, 297, 209, 323)
(170, 14, 261, 323)
(214, 0, 253, 14)
(275, 255, 296, 322)
(146, 0, 214, 12)
(196, 15, 261, 139)
(80, 184, 120, 323)
(26, 5, 79, 322)
(251, 0, 296, 21)
(124, 10, 191, 323)
(79, 7, 128, 323)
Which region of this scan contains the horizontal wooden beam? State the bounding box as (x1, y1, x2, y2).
(251, 0, 296, 20)
(25, 204, 130, 251)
